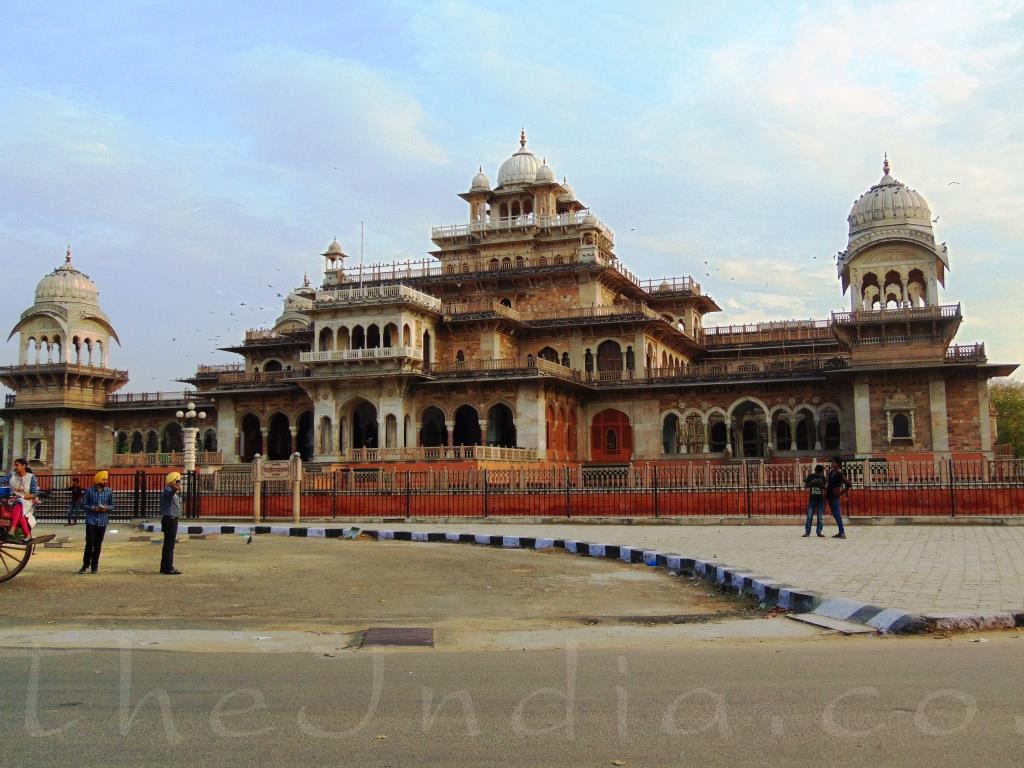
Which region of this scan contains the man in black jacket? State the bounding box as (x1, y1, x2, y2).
(826, 457, 852, 539)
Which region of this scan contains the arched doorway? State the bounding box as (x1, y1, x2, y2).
(487, 403, 516, 447)
(453, 405, 481, 446)
(319, 416, 333, 455)
(420, 406, 447, 447)
(267, 413, 291, 459)
(161, 422, 183, 453)
(385, 414, 398, 448)
(596, 340, 622, 379)
(731, 401, 768, 458)
(263, 360, 283, 373)
(203, 429, 218, 453)
(297, 411, 314, 461)
(352, 400, 378, 450)
(538, 346, 558, 363)
(590, 409, 632, 461)
(423, 330, 432, 365)
(240, 414, 262, 461)
(130, 431, 144, 453)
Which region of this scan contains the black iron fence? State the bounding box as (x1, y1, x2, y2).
(9, 459, 1023, 521)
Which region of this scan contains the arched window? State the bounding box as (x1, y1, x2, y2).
(366, 324, 380, 348)
(892, 413, 911, 439)
(161, 422, 184, 453)
(352, 326, 365, 349)
(352, 400, 378, 450)
(455, 349, 465, 363)
(145, 430, 159, 454)
(297, 411, 314, 461)
(662, 413, 680, 454)
(708, 420, 728, 453)
(385, 414, 398, 448)
(684, 414, 705, 454)
(319, 416, 333, 454)
(584, 348, 594, 374)
(561, 351, 570, 367)
(203, 429, 218, 453)
(590, 409, 631, 461)
(538, 346, 558, 363)
(319, 327, 334, 352)
(130, 431, 144, 453)
(596, 340, 622, 377)
(500, 298, 512, 308)
(403, 324, 411, 346)
(263, 359, 283, 372)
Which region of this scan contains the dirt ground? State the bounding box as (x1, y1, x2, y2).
(2, 531, 755, 636)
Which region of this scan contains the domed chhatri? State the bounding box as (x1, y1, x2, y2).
(496, 128, 542, 187)
(470, 166, 491, 192)
(838, 156, 950, 312)
(34, 246, 101, 305)
(557, 176, 576, 203)
(535, 158, 556, 184)
(847, 154, 932, 239)
(321, 239, 346, 258)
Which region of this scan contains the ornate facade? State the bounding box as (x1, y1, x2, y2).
(2, 138, 1015, 474)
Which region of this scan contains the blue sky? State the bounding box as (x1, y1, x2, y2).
(2, 0, 1022, 389)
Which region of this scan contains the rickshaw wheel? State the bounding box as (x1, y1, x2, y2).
(0, 534, 32, 583)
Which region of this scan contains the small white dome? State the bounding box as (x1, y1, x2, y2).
(470, 167, 490, 192)
(557, 177, 576, 203)
(497, 129, 541, 187)
(35, 251, 99, 305)
(848, 156, 932, 240)
(322, 239, 346, 257)
(535, 159, 555, 183)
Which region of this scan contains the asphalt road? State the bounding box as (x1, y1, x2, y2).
(3, 634, 1022, 767)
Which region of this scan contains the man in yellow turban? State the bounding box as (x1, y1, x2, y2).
(80, 469, 114, 573)
(159, 472, 182, 575)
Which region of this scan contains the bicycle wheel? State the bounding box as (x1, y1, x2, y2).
(0, 535, 32, 583)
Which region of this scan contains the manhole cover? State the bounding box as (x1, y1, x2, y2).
(361, 627, 434, 647)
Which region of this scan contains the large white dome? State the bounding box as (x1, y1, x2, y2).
(848, 157, 932, 239)
(497, 130, 541, 187)
(35, 252, 100, 305)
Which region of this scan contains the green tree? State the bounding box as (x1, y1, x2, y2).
(991, 378, 1024, 458)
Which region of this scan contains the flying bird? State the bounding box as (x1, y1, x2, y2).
(932, 216, 940, 223)
(947, 181, 960, 185)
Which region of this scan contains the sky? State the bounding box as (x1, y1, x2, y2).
(1, 0, 1022, 390)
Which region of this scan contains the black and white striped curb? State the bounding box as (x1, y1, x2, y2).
(140, 522, 1023, 634)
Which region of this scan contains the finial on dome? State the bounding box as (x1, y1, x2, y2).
(65, 244, 72, 263)
(882, 153, 890, 175)
(303, 272, 310, 288)
(520, 127, 526, 148)
(478, 165, 483, 172)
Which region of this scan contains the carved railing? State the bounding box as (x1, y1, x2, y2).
(346, 446, 538, 463)
(832, 303, 961, 324)
(300, 346, 423, 363)
(106, 391, 209, 407)
(315, 283, 442, 312)
(112, 451, 223, 467)
(703, 319, 833, 345)
(945, 343, 986, 362)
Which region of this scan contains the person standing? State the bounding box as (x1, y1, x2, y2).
(825, 456, 852, 539)
(802, 464, 827, 537)
(81, 470, 114, 573)
(160, 472, 182, 575)
(66, 477, 84, 526)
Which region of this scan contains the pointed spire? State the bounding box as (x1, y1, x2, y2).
(65, 244, 72, 263)
(519, 127, 527, 148)
(882, 152, 890, 175)
(303, 272, 310, 288)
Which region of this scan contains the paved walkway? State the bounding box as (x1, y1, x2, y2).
(331, 522, 1024, 615)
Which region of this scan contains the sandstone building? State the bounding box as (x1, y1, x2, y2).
(2, 138, 1014, 474)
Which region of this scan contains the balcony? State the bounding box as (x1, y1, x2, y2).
(443, 299, 523, 323)
(703, 319, 834, 346)
(525, 302, 665, 327)
(430, 209, 615, 243)
(194, 363, 244, 376)
(590, 356, 849, 387)
(112, 451, 223, 467)
(945, 343, 986, 363)
(4, 394, 14, 407)
(424, 356, 581, 383)
(300, 345, 423, 364)
(347, 446, 538, 463)
(831, 303, 961, 325)
(106, 391, 212, 408)
(639, 276, 703, 296)
(315, 284, 442, 313)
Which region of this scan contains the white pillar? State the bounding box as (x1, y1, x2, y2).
(52, 415, 72, 472)
(183, 426, 199, 472)
(978, 379, 993, 456)
(853, 378, 872, 456)
(217, 399, 237, 463)
(929, 375, 950, 459)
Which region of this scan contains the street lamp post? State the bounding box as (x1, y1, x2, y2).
(175, 401, 207, 473)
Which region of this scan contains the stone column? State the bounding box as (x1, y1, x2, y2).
(789, 417, 798, 451)
(812, 412, 822, 452)
(217, 399, 237, 463)
(289, 426, 298, 455)
(978, 379, 993, 456)
(479, 419, 489, 446)
(853, 377, 872, 456)
(445, 421, 454, 449)
(260, 427, 269, 457)
(52, 415, 72, 472)
(929, 375, 951, 462)
(701, 418, 709, 454)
